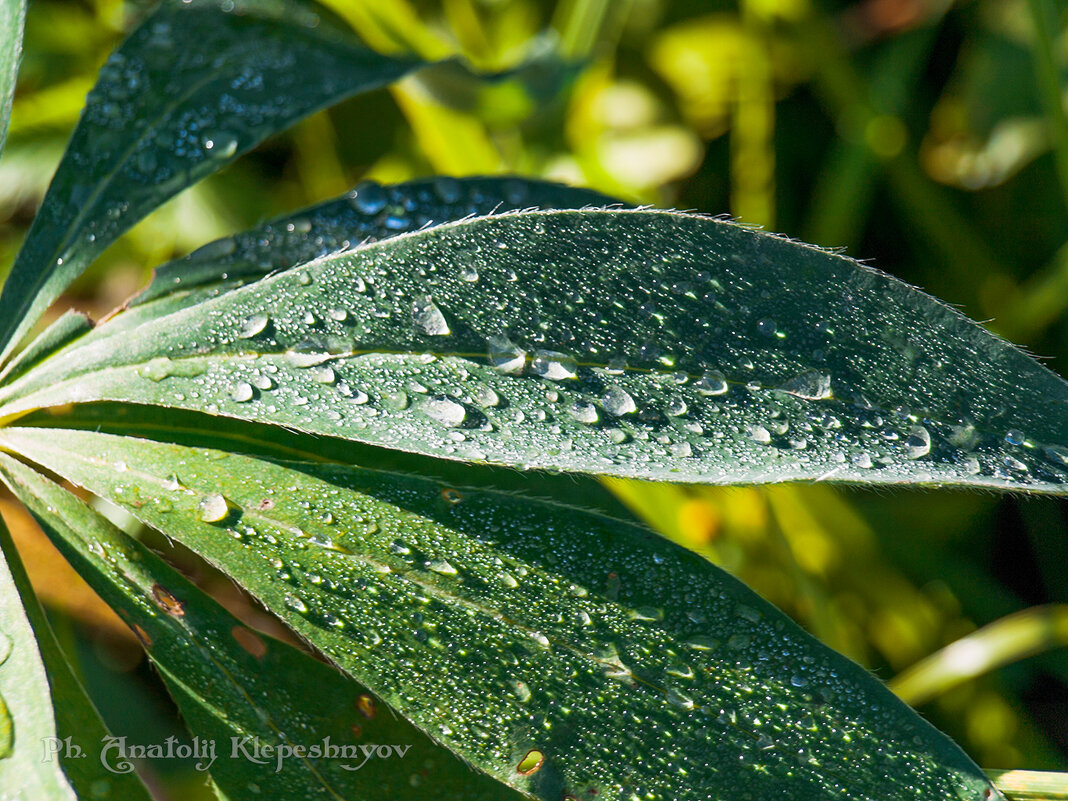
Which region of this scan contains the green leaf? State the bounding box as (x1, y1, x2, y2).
(12, 401, 638, 521)
(0, 0, 424, 366)
(0, 506, 153, 800)
(0, 0, 25, 154)
(104, 175, 619, 335)
(0, 452, 523, 801)
(4, 209, 1068, 492)
(0, 310, 92, 384)
(0, 425, 1005, 801)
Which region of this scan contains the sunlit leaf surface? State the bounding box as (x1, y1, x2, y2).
(2, 209, 1067, 491)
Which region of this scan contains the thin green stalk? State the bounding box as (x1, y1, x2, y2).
(1025, 0, 1068, 217)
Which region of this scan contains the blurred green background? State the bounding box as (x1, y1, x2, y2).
(3, 0, 1068, 795)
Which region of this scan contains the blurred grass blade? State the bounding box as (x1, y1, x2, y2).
(0, 425, 1005, 801)
(0, 452, 523, 801)
(0, 0, 25, 154)
(890, 604, 1068, 707)
(4, 209, 1068, 492)
(987, 769, 1068, 800)
(0, 515, 153, 801)
(0, 0, 425, 368)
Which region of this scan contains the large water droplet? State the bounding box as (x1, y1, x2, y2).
(198, 493, 232, 522)
(531, 350, 577, 380)
(421, 397, 466, 427)
(488, 335, 526, 373)
(695, 370, 729, 396)
(230, 381, 254, 403)
(237, 314, 269, 339)
(603, 386, 636, 416)
(412, 295, 450, 336)
(905, 426, 931, 459)
(350, 180, 387, 214)
(777, 370, 832, 400)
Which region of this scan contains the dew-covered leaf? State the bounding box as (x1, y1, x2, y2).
(0, 453, 522, 801)
(0, 0, 25, 155)
(12, 401, 637, 521)
(0, 0, 424, 365)
(3, 209, 1068, 492)
(136, 176, 617, 307)
(102, 176, 619, 335)
(0, 509, 153, 801)
(0, 425, 1005, 801)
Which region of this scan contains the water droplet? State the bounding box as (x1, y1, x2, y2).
(350, 180, 387, 214)
(230, 381, 254, 402)
(512, 680, 532, 702)
(237, 314, 269, 339)
(569, 401, 599, 424)
(198, 493, 232, 522)
(777, 370, 832, 400)
(383, 390, 410, 411)
(488, 335, 526, 373)
(1005, 429, 1025, 446)
(852, 453, 873, 469)
(460, 266, 479, 282)
(203, 131, 239, 158)
(665, 397, 688, 416)
(285, 348, 332, 368)
(428, 559, 458, 575)
(666, 687, 695, 709)
(283, 594, 308, 613)
(905, 426, 931, 459)
(748, 425, 772, 444)
(695, 370, 729, 396)
(473, 386, 499, 407)
(311, 365, 336, 384)
(421, 397, 466, 427)
(1044, 445, 1068, 467)
(412, 295, 450, 336)
(327, 308, 348, 322)
(757, 318, 778, 337)
(531, 350, 577, 380)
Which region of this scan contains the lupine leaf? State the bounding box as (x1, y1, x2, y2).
(0, 512, 153, 801)
(0, 0, 423, 365)
(0, 0, 25, 154)
(2, 209, 1067, 492)
(0, 425, 1005, 801)
(0, 452, 522, 801)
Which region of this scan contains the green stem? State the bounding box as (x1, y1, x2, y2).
(1025, 0, 1068, 217)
